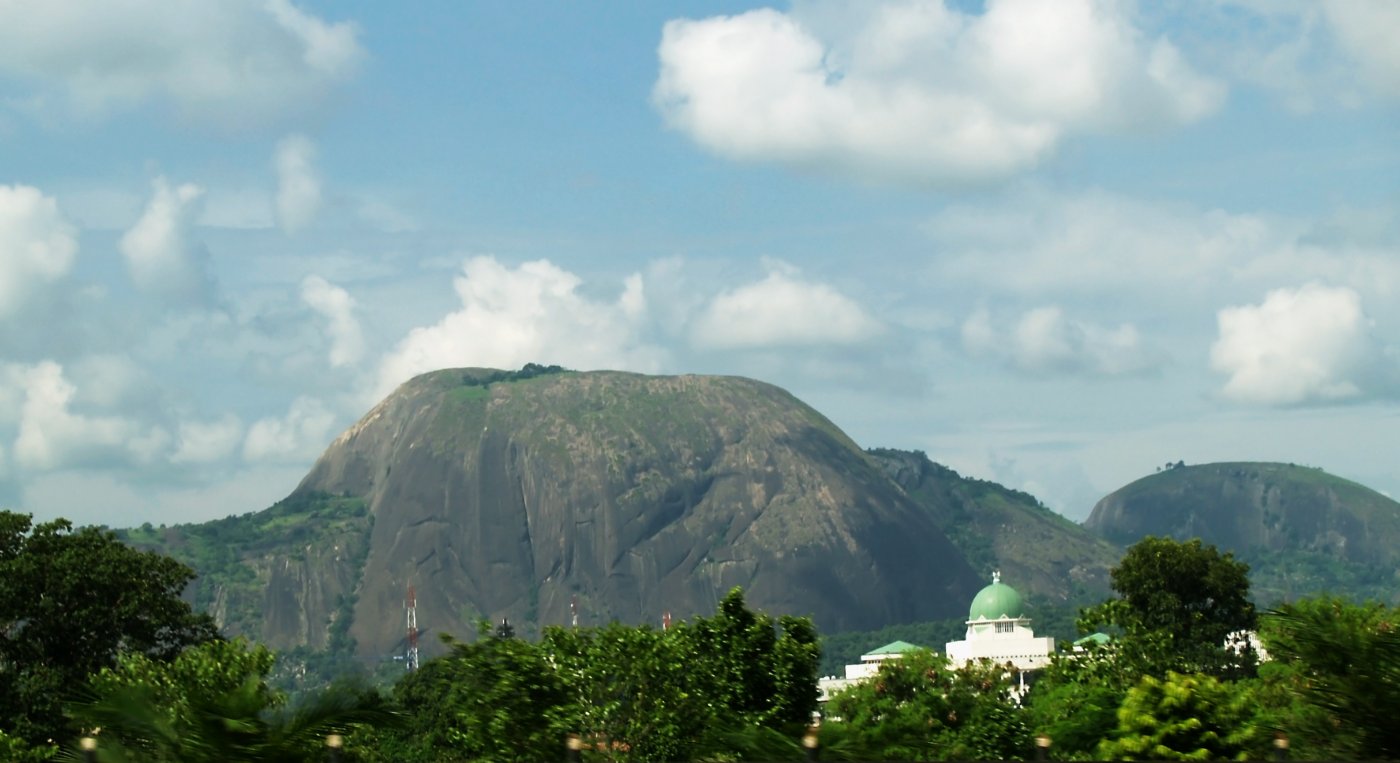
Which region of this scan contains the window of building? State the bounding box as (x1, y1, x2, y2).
(995, 622, 1014, 634)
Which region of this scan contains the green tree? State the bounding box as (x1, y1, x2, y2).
(0, 729, 55, 763)
(826, 649, 1031, 761)
(387, 625, 569, 763)
(0, 511, 219, 745)
(770, 615, 822, 725)
(546, 622, 713, 762)
(66, 639, 390, 762)
(1024, 647, 1124, 760)
(684, 587, 820, 727)
(370, 589, 818, 762)
(1096, 671, 1263, 761)
(1255, 597, 1400, 759)
(1083, 536, 1255, 677)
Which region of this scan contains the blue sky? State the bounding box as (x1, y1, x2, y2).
(0, 0, 1397, 527)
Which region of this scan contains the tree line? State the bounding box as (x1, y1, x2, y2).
(3, 508, 1400, 760)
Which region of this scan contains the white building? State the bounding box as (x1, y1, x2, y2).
(819, 573, 1055, 701)
(818, 640, 924, 701)
(944, 572, 1055, 691)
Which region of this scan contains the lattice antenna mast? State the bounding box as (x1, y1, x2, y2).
(406, 584, 420, 672)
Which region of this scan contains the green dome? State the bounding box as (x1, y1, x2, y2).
(968, 573, 1023, 621)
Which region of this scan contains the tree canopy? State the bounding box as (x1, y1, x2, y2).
(0, 511, 219, 745)
(1082, 535, 1255, 678)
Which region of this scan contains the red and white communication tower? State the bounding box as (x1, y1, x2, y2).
(405, 584, 420, 672)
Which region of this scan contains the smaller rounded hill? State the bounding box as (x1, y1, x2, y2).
(1085, 461, 1400, 603)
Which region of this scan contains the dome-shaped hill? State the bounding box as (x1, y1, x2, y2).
(1085, 462, 1400, 603)
(288, 367, 982, 658)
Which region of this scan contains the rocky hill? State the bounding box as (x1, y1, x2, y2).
(1085, 462, 1400, 604)
(870, 448, 1118, 604)
(131, 367, 988, 659)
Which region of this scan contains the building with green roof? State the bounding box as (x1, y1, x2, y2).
(945, 572, 1055, 691)
(817, 639, 935, 700)
(818, 572, 1057, 701)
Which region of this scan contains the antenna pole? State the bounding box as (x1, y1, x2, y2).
(406, 584, 419, 672)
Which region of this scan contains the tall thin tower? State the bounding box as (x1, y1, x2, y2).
(405, 584, 420, 672)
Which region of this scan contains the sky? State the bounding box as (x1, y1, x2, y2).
(0, 0, 1397, 528)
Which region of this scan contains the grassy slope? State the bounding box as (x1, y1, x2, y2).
(869, 448, 1119, 604)
(117, 492, 372, 640)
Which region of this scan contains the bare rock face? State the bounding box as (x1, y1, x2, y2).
(287, 369, 982, 658)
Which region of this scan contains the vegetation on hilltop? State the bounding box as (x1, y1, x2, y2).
(869, 448, 1118, 605)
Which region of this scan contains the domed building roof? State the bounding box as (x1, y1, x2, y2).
(968, 571, 1024, 621)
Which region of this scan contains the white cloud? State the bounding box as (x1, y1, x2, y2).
(19, 464, 309, 526)
(172, 414, 244, 464)
(1200, 1, 1400, 111)
(120, 177, 215, 304)
(962, 306, 1155, 376)
(654, 0, 1223, 184)
(10, 361, 168, 471)
(356, 198, 419, 233)
(243, 396, 336, 463)
(199, 187, 274, 230)
(1321, 0, 1400, 97)
(67, 354, 153, 409)
(0, 0, 362, 125)
(275, 134, 322, 232)
(375, 257, 663, 398)
(301, 275, 364, 368)
(1211, 283, 1381, 405)
(0, 184, 77, 317)
(924, 188, 1400, 307)
(690, 265, 882, 350)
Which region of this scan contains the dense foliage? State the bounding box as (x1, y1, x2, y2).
(825, 649, 1031, 761)
(67, 639, 390, 762)
(0, 511, 219, 746)
(10, 511, 1400, 761)
(1079, 536, 1256, 679)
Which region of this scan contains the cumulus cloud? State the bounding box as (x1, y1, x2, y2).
(275, 134, 321, 232)
(690, 265, 882, 350)
(654, 0, 1223, 184)
(376, 257, 663, 397)
(301, 275, 364, 368)
(0, 184, 77, 317)
(172, 414, 244, 465)
(243, 396, 336, 463)
(1211, 284, 1382, 405)
(9, 361, 168, 471)
(963, 306, 1155, 376)
(120, 177, 215, 304)
(0, 0, 362, 125)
